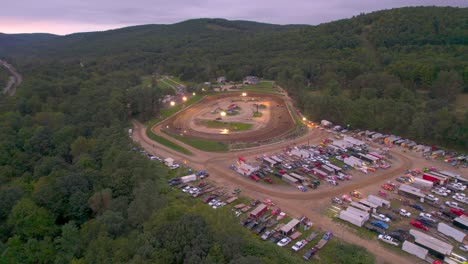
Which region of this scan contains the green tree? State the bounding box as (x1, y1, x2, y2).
(7, 198, 56, 239)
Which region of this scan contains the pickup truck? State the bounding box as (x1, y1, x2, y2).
(372, 214, 390, 222)
(370, 220, 389, 230)
(378, 234, 399, 246)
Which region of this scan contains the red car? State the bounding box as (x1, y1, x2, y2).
(410, 220, 429, 231)
(250, 175, 260, 182)
(264, 178, 273, 184)
(381, 184, 394, 191)
(451, 208, 467, 217)
(278, 170, 286, 175)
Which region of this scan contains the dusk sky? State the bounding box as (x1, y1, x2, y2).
(1, 0, 467, 35)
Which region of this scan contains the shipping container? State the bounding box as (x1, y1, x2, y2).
(180, 174, 197, 183)
(402, 241, 428, 260)
(437, 222, 466, 242)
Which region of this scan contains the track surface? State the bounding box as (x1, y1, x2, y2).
(161, 93, 295, 143)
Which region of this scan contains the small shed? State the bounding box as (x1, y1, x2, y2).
(250, 203, 268, 219)
(280, 218, 301, 236)
(238, 163, 259, 176)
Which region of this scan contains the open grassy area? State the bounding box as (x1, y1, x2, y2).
(146, 127, 193, 155)
(242, 80, 279, 93)
(253, 112, 263, 118)
(142, 76, 175, 95)
(162, 130, 229, 152)
(204, 120, 253, 131)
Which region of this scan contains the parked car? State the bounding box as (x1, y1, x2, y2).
(419, 213, 437, 223)
(432, 188, 449, 197)
(460, 244, 468, 252)
(409, 204, 425, 211)
(388, 229, 413, 242)
(270, 233, 283, 243)
(241, 218, 254, 226)
(292, 240, 308, 252)
(277, 237, 292, 247)
(261, 230, 275, 241)
(400, 209, 411, 217)
(303, 247, 319, 260)
(332, 197, 343, 204)
(372, 214, 390, 222)
(416, 216, 436, 227)
(445, 201, 464, 210)
(378, 234, 399, 246)
(425, 194, 439, 202)
(410, 220, 429, 231)
(370, 220, 389, 230)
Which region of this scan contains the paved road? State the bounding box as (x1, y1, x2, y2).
(132, 118, 421, 264)
(0, 59, 22, 96)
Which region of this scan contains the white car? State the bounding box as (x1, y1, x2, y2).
(208, 199, 218, 206)
(399, 209, 411, 217)
(277, 237, 292, 247)
(170, 164, 180, 170)
(378, 234, 399, 246)
(291, 240, 308, 252)
(182, 186, 191, 193)
(189, 188, 199, 194)
(425, 194, 439, 202)
(445, 201, 464, 210)
(439, 187, 452, 193)
(432, 188, 448, 197)
(419, 213, 437, 223)
(372, 213, 390, 222)
(235, 211, 242, 217)
(212, 202, 226, 209)
(460, 244, 468, 252)
(450, 183, 466, 191)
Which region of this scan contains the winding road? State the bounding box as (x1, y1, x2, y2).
(0, 59, 22, 96)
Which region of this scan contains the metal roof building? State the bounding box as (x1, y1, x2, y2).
(398, 184, 426, 200)
(280, 218, 301, 235)
(410, 229, 453, 257)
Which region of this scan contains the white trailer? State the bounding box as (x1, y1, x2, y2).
(271, 156, 283, 163)
(367, 195, 390, 208)
(345, 207, 370, 220)
(402, 241, 428, 260)
(339, 210, 367, 227)
(180, 174, 197, 183)
(344, 157, 362, 168)
(411, 178, 434, 190)
(349, 202, 371, 212)
(437, 222, 466, 242)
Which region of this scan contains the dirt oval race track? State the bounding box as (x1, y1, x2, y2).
(161, 92, 295, 143)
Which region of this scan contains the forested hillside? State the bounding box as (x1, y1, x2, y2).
(1, 7, 466, 148)
(0, 7, 466, 263)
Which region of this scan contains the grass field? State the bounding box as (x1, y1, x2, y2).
(242, 80, 279, 93)
(142, 76, 175, 95)
(163, 130, 229, 152)
(146, 126, 193, 155)
(204, 120, 253, 131)
(253, 112, 263, 118)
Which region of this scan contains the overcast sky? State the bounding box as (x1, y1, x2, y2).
(1, 0, 467, 35)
